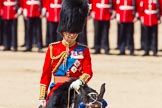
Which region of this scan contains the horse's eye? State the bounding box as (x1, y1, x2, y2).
(91, 94, 97, 100)
(88, 92, 98, 101)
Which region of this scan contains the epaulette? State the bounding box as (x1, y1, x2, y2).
(49, 41, 60, 46)
(77, 42, 87, 47)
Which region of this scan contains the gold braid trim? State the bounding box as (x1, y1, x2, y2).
(49, 44, 67, 60)
(49, 44, 68, 73)
(80, 73, 90, 84)
(39, 85, 47, 100)
(51, 52, 67, 73)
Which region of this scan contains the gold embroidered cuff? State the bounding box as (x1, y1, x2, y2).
(39, 85, 47, 100)
(79, 73, 90, 84)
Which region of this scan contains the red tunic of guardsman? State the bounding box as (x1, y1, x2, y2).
(141, 0, 159, 26)
(136, 0, 144, 19)
(18, 0, 24, 10)
(2, 0, 17, 20)
(0, 0, 3, 17)
(92, 0, 112, 21)
(46, 0, 62, 22)
(23, 0, 41, 17)
(116, 0, 135, 23)
(112, 0, 117, 12)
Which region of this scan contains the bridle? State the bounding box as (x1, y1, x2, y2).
(67, 87, 104, 108)
(83, 92, 103, 108)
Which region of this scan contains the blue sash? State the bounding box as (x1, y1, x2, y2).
(55, 45, 86, 76)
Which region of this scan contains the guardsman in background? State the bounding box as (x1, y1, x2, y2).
(0, 0, 3, 46)
(136, 0, 145, 51)
(116, 0, 137, 55)
(42, 0, 62, 47)
(141, 0, 160, 56)
(91, 0, 115, 54)
(2, 0, 22, 51)
(23, 0, 43, 52)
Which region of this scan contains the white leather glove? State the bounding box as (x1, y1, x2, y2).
(39, 99, 46, 107)
(23, 9, 27, 18)
(41, 8, 46, 17)
(70, 79, 83, 90)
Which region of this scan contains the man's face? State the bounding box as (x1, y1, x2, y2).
(63, 32, 78, 43)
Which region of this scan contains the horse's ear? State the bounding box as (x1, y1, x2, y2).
(98, 83, 106, 99)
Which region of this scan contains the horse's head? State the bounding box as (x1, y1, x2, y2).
(73, 83, 108, 108)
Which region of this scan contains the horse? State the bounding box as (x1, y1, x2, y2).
(45, 79, 108, 108)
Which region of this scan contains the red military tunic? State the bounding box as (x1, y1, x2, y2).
(141, 0, 159, 26)
(112, 0, 117, 11)
(0, 0, 3, 17)
(2, 0, 17, 20)
(18, 0, 24, 9)
(136, 0, 144, 18)
(116, 0, 135, 23)
(46, 0, 62, 22)
(23, 0, 41, 17)
(92, 0, 112, 21)
(40, 41, 93, 93)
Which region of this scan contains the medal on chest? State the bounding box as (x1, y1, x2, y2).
(70, 50, 84, 59)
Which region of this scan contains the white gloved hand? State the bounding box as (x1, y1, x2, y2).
(70, 79, 83, 90)
(41, 8, 46, 17)
(23, 9, 27, 18)
(39, 99, 46, 107)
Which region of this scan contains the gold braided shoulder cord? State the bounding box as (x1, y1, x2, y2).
(49, 44, 68, 73)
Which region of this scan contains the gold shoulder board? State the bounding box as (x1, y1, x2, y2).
(77, 42, 87, 47)
(49, 41, 60, 46)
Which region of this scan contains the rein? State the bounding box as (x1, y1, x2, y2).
(67, 87, 80, 108)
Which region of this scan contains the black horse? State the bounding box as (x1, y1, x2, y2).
(45, 79, 107, 108)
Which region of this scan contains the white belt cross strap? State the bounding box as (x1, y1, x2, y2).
(96, 3, 111, 8)
(144, 9, 158, 15)
(4, 1, 17, 6)
(119, 5, 134, 10)
(26, 0, 40, 5)
(50, 3, 62, 8)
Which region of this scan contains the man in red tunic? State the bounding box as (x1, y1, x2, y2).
(2, 0, 22, 51)
(116, 0, 137, 55)
(91, 0, 115, 54)
(22, 0, 43, 52)
(140, 0, 160, 56)
(42, 0, 62, 47)
(39, 0, 93, 107)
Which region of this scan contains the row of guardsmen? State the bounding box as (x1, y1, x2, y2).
(0, 0, 162, 56)
(90, 0, 162, 56)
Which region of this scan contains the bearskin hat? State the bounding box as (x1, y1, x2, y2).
(57, 0, 89, 34)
